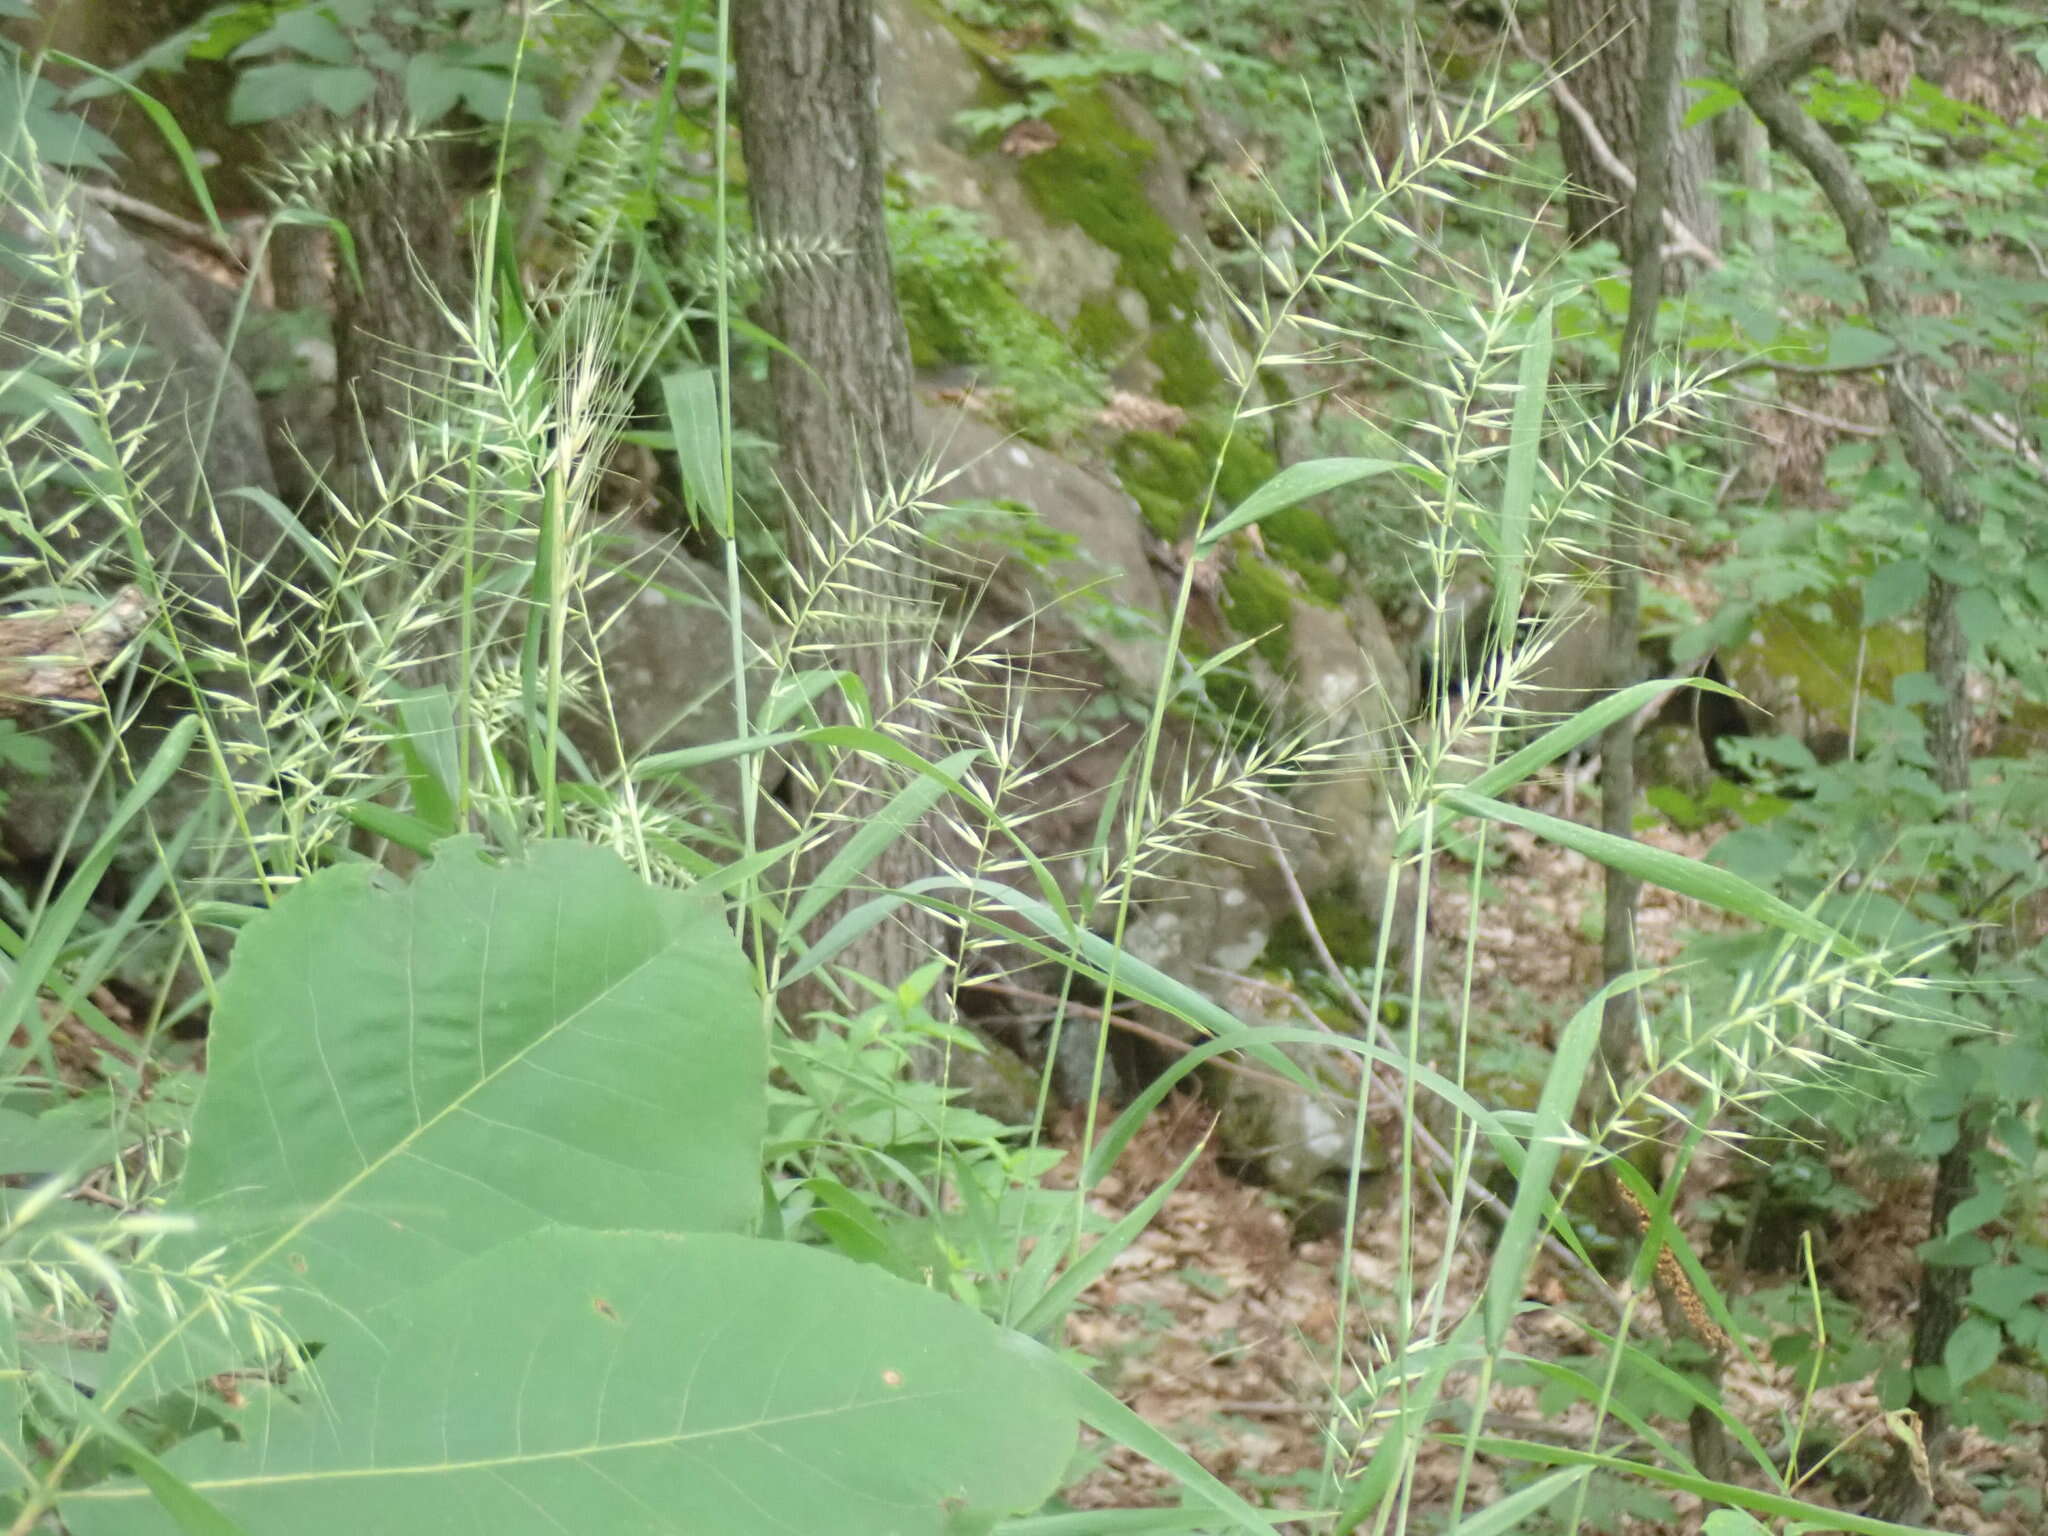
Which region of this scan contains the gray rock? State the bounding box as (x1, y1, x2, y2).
(567, 529, 786, 832)
(913, 404, 1412, 1147)
(0, 171, 284, 891)
(915, 402, 1169, 693)
(873, 0, 1235, 400)
(0, 171, 282, 623)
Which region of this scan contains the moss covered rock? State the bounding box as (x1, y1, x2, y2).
(875, 0, 1230, 408)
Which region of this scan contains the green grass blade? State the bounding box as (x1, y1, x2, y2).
(1481, 973, 1623, 1349)
(1035, 1344, 1286, 1534)
(660, 365, 729, 536)
(1396, 677, 1735, 857)
(1014, 1135, 1206, 1337)
(1439, 786, 1855, 954)
(1464, 1437, 1943, 1535)
(0, 716, 197, 1051)
(785, 747, 981, 935)
(48, 55, 227, 240)
(1450, 1466, 1587, 1535)
(1196, 457, 1410, 554)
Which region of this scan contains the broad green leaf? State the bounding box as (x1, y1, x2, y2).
(1969, 1261, 2048, 1321)
(1821, 322, 1896, 370)
(661, 365, 729, 535)
(67, 1229, 1074, 1536)
(1862, 558, 1928, 626)
(1195, 457, 1407, 553)
(48, 56, 227, 240)
(227, 63, 313, 123)
(1944, 1313, 2002, 1388)
(1682, 76, 1745, 129)
(305, 64, 376, 117)
(158, 839, 764, 1349)
(266, 10, 354, 65)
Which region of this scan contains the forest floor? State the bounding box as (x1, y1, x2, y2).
(1057, 784, 2040, 1534)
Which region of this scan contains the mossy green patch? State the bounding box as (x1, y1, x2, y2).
(1257, 506, 1346, 604)
(1186, 418, 1276, 506)
(1071, 293, 1140, 365)
(1742, 596, 1924, 719)
(1014, 85, 1221, 408)
(1145, 319, 1224, 407)
(1112, 429, 1207, 540)
(888, 197, 1105, 436)
(1259, 882, 1386, 973)
(1221, 554, 1299, 672)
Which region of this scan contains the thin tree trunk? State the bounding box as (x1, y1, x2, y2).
(1740, 10, 1982, 1522)
(731, 0, 946, 1022)
(1596, 0, 1733, 1482)
(1551, 0, 1720, 279)
(326, 63, 466, 507)
(1599, 0, 1681, 1108)
(1726, 0, 1775, 268)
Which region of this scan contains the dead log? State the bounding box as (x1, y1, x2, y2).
(0, 587, 151, 719)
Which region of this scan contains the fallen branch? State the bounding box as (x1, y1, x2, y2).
(0, 587, 152, 719)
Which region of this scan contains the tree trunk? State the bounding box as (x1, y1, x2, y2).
(1551, 0, 1720, 279)
(1726, 0, 1776, 267)
(1595, 0, 1733, 1482)
(325, 61, 466, 508)
(1739, 11, 1984, 1521)
(731, 0, 945, 1020)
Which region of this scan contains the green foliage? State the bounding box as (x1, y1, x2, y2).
(1219, 549, 1302, 671)
(1654, 49, 2048, 1458)
(38, 842, 1073, 1534)
(888, 196, 1107, 434)
(17, 0, 2048, 1527)
(125, 0, 546, 127)
(0, 44, 118, 171)
(1009, 84, 1221, 405)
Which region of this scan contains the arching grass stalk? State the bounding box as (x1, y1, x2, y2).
(1071, 68, 1556, 1269)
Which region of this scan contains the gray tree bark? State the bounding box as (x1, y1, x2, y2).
(1739, 9, 1982, 1523)
(732, 0, 947, 1022)
(1551, 0, 1721, 278)
(325, 60, 466, 509)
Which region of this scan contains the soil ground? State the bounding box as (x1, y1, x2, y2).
(1057, 785, 2042, 1533)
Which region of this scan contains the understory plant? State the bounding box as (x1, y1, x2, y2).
(0, 10, 2001, 1536)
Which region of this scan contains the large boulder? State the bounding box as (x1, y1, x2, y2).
(0, 169, 283, 882)
(916, 404, 1412, 1198)
(566, 528, 785, 833)
(0, 173, 283, 623)
(875, 0, 1232, 408)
